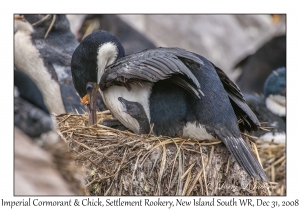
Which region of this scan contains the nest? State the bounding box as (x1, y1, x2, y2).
(256, 140, 286, 195)
(56, 111, 285, 196)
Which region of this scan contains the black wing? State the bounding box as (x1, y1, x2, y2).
(99, 48, 204, 98)
(212, 63, 260, 132)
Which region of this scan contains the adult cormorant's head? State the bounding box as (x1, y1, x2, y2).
(71, 30, 125, 123)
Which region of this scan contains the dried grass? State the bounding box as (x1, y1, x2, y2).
(256, 140, 286, 195)
(55, 111, 285, 196)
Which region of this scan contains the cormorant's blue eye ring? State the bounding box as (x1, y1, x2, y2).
(86, 83, 93, 92)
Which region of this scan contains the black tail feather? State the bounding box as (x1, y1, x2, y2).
(222, 136, 269, 182)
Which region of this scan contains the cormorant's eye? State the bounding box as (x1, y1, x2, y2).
(86, 83, 93, 92)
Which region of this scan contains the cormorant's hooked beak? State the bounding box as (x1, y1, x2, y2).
(85, 82, 99, 125)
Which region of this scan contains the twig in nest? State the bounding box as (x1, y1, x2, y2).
(260, 127, 272, 132)
(157, 142, 167, 195)
(73, 139, 114, 161)
(242, 132, 258, 140)
(168, 138, 180, 193)
(104, 148, 128, 195)
(182, 167, 192, 195)
(226, 156, 231, 174)
(147, 123, 155, 138)
(186, 166, 204, 196)
(199, 144, 208, 196)
(252, 143, 263, 168)
(130, 154, 140, 195)
(181, 163, 195, 180)
(208, 146, 215, 166)
(265, 156, 286, 171)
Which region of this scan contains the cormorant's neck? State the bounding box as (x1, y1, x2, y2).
(137, 116, 151, 134)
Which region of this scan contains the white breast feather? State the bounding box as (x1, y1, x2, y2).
(259, 132, 286, 144)
(182, 122, 216, 141)
(101, 82, 153, 134)
(14, 29, 65, 114)
(265, 95, 286, 117)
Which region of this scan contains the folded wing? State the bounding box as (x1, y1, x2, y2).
(99, 48, 204, 98)
(212, 63, 260, 132)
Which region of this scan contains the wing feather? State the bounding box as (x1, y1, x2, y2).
(212, 63, 260, 132)
(222, 136, 269, 182)
(99, 48, 203, 97)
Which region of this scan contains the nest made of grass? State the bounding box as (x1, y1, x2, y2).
(256, 140, 286, 195)
(56, 111, 285, 196)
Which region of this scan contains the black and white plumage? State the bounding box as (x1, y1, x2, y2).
(14, 69, 57, 143)
(14, 14, 87, 114)
(244, 67, 286, 143)
(118, 97, 150, 134)
(264, 67, 286, 120)
(71, 30, 268, 182)
(244, 94, 286, 143)
(14, 69, 86, 195)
